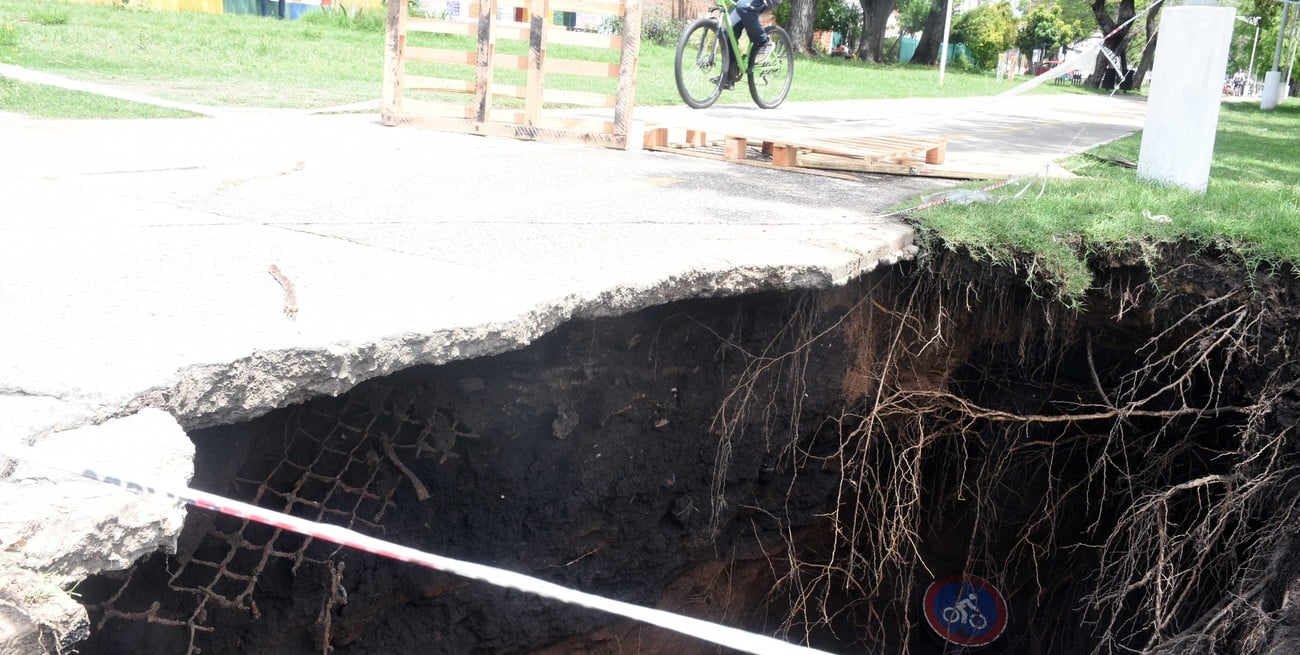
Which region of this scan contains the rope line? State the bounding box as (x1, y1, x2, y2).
(0, 442, 835, 655)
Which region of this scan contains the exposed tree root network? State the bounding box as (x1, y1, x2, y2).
(74, 246, 1300, 655)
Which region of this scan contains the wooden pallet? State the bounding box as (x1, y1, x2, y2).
(642, 120, 960, 177)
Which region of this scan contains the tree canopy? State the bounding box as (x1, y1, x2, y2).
(953, 1, 1019, 69)
(1018, 5, 1076, 56)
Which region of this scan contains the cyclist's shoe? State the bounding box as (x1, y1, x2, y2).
(710, 75, 736, 90)
(754, 40, 776, 65)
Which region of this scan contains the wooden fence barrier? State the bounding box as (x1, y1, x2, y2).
(382, 0, 642, 150)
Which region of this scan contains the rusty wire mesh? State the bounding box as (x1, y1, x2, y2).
(88, 382, 461, 654)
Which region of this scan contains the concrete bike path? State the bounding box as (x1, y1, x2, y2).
(633, 92, 1149, 178)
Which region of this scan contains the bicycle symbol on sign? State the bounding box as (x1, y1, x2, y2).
(924, 574, 1007, 647)
(940, 592, 989, 631)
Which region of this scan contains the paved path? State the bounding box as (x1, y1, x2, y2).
(634, 92, 1148, 178)
(0, 92, 1148, 432)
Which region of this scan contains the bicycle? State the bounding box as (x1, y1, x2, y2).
(673, 0, 794, 109)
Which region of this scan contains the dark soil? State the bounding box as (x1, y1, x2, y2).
(74, 248, 1300, 655)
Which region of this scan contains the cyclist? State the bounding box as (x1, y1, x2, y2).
(731, 0, 776, 64)
(716, 0, 775, 88)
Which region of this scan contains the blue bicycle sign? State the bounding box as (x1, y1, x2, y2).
(923, 574, 1008, 647)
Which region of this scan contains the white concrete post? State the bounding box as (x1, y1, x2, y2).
(1262, 2, 1291, 109)
(1136, 4, 1237, 193)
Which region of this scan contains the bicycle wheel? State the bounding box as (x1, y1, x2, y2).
(675, 17, 729, 109)
(747, 25, 793, 109)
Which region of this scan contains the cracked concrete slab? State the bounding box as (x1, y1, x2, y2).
(0, 111, 931, 653)
(0, 92, 1148, 652)
(0, 112, 931, 431)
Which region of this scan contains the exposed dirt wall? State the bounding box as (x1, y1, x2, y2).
(72, 248, 1300, 655)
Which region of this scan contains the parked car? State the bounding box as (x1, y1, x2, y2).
(1033, 60, 1062, 76)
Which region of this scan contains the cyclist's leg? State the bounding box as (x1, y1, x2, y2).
(730, 0, 770, 47)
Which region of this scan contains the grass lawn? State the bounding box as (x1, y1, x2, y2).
(0, 0, 1077, 116)
(910, 101, 1300, 305)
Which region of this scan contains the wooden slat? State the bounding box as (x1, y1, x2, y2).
(487, 110, 615, 133)
(771, 144, 798, 167)
(491, 83, 528, 99)
(405, 46, 477, 65)
(382, 110, 628, 149)
(925, 142, 946, 165)
(550, 0, 623, 15)
(525, 0, 547, 125)
(403, 75, 476, 93)
(797, 153, 992, 180)
(492, 24, 531, 41)
(545, 58, 620, 77)
(724, 136, 747, 160)
(642, 143, 858, 181)
(613, 0, 640, 145)
(491, 54, 620, 78)
(541, 88, 616, 107)
(381, 0, 405, 114)
(493, 53, 528, 70)
(472, 0, 493, 122)
(548, 30, 621, 48)
(406, 17, 477, 35)
(392, 98, 473, 118)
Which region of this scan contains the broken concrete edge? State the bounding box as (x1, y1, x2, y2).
(161, 248, 917, 431)
(0, 235, 915, 654)
(0, 409, 193, 655)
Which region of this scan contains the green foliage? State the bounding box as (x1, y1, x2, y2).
(0, 0, 1092, 115)
(912, 102, 1300, 306)
(952, 0, 1017, 70)
(297, 6, 385, 32)
(1043, 0, 1093, 38)
(897, 0, 933, 36)
(1017, 5, 1074, 56)
(597, 14, 687, 48)
(773, 0, 859, 36)
(28, 3, 68, 25)
(641, 14, 687, 47)
(819, 0, 861, 38)
(0, 19, 18, 49)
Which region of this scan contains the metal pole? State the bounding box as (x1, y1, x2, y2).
(938, 0, 954, 86)
(1272, 2, 1290, 72)
(1286, 11, 1299, 89)
(1249, 22, 1260, 78)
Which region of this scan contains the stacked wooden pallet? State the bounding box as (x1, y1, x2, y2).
(642, 119, 970, 178)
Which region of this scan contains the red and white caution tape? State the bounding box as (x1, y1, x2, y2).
(0, 442, 834, 655)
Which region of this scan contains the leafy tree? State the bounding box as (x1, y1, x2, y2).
(1088, 0, 1138, 87)
(856, 0, 893, 62)
(897, 0, 932, 36)
(788, 0, 819, 54)
(775, 0, 862, 39)
(953, 0, 1018, 70)
(908, 0, 948, 64)
(1045, 0, 1095, 38)
(1018, 5, 1075, 57)
(821, 0, 863, 37)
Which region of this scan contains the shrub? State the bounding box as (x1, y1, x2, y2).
(29, 6, 70, 25)
(599, 14, 687, 47)
(0, 21, 19, 49)
(641, 13, 686, 47)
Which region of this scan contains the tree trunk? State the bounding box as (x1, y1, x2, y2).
(1087, 0, 1137, 87)
(1133, 2, 1162, 90)
(856, 0, 898, 63)
(909, 0, 948, 65)
(788, 0, 820, 55)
